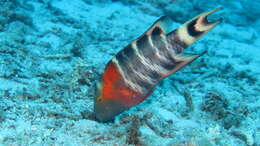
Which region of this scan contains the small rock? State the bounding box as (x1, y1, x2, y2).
(231, 130, 254, 146)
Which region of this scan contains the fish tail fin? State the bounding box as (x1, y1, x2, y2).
(167, 8, 223, 48)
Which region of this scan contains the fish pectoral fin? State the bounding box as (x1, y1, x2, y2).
(167, 51, 207, 76)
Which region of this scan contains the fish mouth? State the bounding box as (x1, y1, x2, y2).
(195, 7, 223, 32)
(94, 98, 126, 122)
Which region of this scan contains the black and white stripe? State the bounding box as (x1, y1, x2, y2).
(113, 26, 182, 94)
(111, 8, 222, 94)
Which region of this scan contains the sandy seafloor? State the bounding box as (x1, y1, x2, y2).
(0, 0, 260, 145)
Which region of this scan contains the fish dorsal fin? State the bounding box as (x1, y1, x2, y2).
(164, 51, 206, 77)
(143, 16, 173, 36)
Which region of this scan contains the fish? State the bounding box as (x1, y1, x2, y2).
(93, 8, 222, 122)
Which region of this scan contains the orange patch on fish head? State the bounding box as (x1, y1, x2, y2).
(97, 62, 142, 105)
(94, 62, 143, 122)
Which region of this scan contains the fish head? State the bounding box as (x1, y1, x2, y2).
(93, 62, 143, 122)
(93, 79, 125, 122)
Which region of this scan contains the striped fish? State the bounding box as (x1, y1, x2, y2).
(94, 8, 222, 122)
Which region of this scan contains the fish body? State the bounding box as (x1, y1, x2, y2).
(94, 8, 222, 122)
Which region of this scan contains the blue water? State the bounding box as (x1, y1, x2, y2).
(0, 0, 259, 145)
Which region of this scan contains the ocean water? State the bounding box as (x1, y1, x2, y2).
(0, 0, 259, 145)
